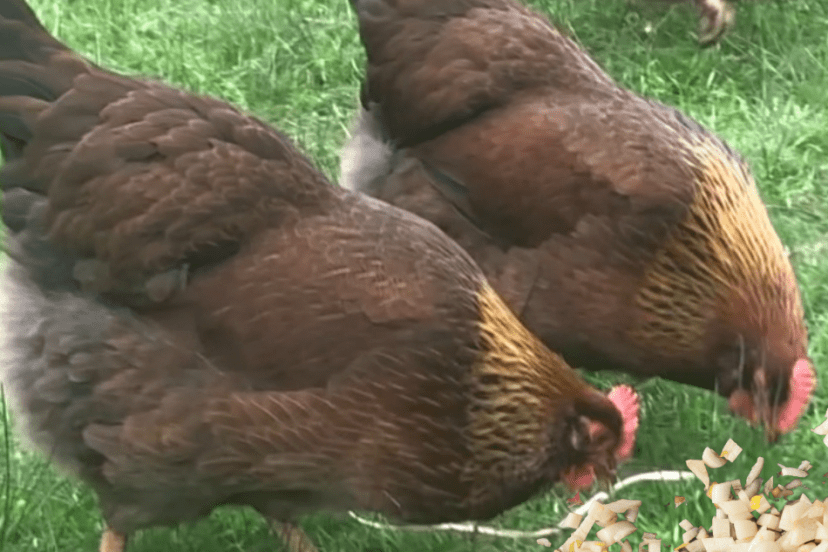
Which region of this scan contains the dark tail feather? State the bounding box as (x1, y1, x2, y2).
(0, 94, 49, 185)
(0, 0, 50, 33)
(0, 0, 67, 64)
(0, 0, 74, 99)
(0, 0, 126, 296)
(0, 1, 72, 260)
(0, 60, 70, 100)
(0, 0, 80, 167)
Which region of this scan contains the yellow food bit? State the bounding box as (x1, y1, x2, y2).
(707, 482, 717, 498)
(750, 495, 762, 510)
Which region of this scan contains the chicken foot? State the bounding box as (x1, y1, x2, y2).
(99, 527, 127, 552)
(271, 521, 319, 552)
(695, 0, 735, 45)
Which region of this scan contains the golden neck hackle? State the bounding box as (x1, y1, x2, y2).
(633, 137, 806, 355)
(464, 283, 587, 476)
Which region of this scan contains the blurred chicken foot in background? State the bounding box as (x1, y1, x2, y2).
(695, 0, 735, 46)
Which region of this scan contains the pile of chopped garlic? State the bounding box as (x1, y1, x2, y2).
(544, 408, 828, 552)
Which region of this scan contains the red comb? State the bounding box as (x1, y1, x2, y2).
(574, 386, 639, 490)
(607, 385, 639, 460)
(777, 359, 816, 433)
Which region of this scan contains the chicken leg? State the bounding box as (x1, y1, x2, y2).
(696, 0, 735, 45)
(272, 521, 319, 552)
(99, 528, 127, 552)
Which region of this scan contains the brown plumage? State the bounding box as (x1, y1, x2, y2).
(0, 1, 639, 550)
(340, 0, 814, 442)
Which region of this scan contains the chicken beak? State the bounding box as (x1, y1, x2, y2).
(751, 369, 781, 437)
(753, 368, 788, 442)
(727, 382, 783, 442)
(562, 465, 596, 491)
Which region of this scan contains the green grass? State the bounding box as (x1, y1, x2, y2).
(1, 0, 827, 550)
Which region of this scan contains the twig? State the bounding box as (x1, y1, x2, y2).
(348, 470, 696, 539)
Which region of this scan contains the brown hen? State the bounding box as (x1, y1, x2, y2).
(340, 0, 814, 441)
(0, 1, 639, 551)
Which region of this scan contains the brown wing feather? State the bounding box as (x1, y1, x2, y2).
(411, 96, 698, 248)
(355, 0, 614, 145)
(1, 56, 334, 287)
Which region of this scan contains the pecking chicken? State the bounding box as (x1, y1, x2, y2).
(0, 0, 639, 551)
(340, 0, 814, 442)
